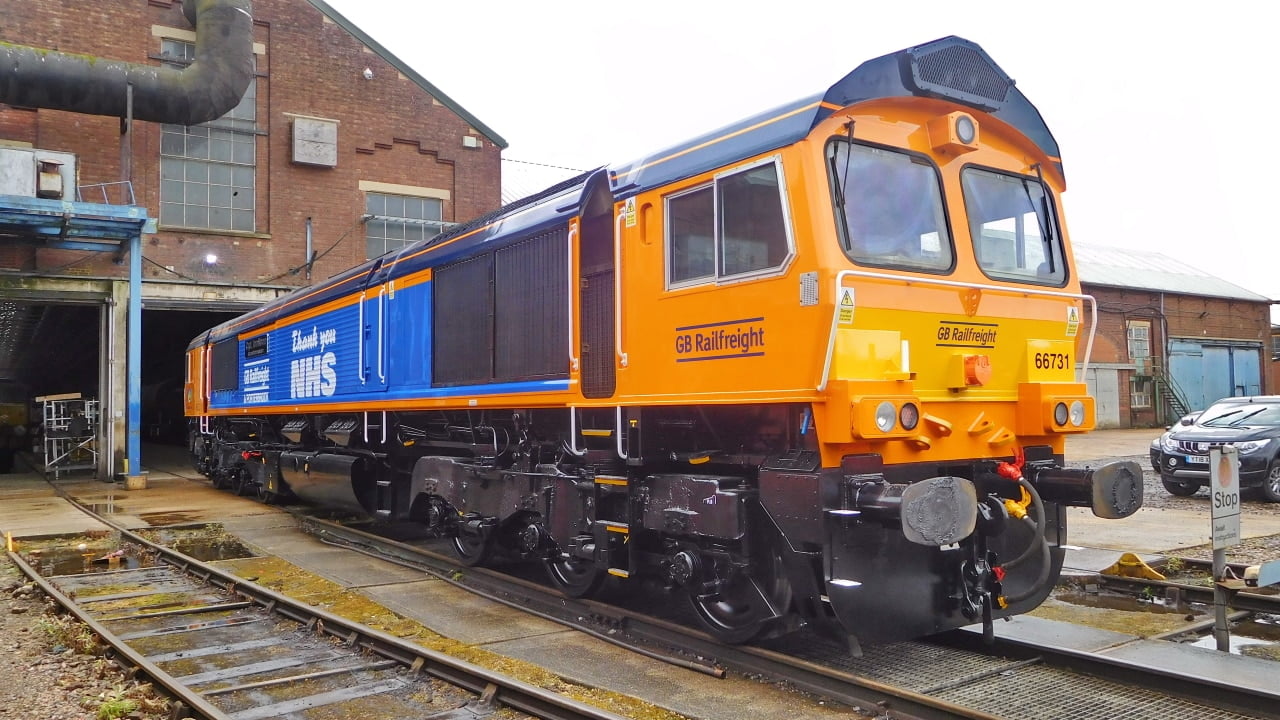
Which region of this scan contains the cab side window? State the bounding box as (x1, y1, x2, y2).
(665, 157, 792, 288)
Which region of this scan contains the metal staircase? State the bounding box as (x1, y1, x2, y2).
(1153, 364, 1191, 422)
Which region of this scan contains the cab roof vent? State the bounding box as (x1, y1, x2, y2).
(905, 37, 1013, 111)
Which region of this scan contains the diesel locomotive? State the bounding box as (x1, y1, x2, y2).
(185, 36, 1143, 652)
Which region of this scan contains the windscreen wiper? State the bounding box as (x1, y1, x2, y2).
(1202, 409, 1243, 427)
(1227, 408, 1267, 427)
(1025, 166, 1055, 271)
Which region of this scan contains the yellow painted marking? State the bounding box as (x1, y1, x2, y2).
(594, 477, 628, 486)
(581, 429, 613, 437)
(607, 569, 631, 578)
(604, 524, 630, 535)
(689, 456, 710, 465)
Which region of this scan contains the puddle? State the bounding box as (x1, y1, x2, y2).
(138, 511, 198, 526)
(1031, 586, 1208, 637)
(1189, 614, 1280, 659)
(17, 525, 256, 577)
(1053, 589, 1190, 614)
(21, 544, 145, 577)
(136, 524, 257, 563)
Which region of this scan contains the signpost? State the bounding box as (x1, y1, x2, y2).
(1210, 446, 1240, 652)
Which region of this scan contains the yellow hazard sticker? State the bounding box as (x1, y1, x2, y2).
(837, 288, 855, 325)
(1065, 305, 1080, 337)
(624, 197, 637, 228)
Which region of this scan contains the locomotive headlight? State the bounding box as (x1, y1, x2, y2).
(899, 402, 920, 431)
(1053, 402, 1069, 426)
(928, 111, 980, 153)
(875, 401, 897, 432)
(1069, 400, 1086, 427)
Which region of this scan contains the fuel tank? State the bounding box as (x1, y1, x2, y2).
(278, 451, 376, 515)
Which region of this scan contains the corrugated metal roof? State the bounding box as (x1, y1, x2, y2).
(1074, 243, 1273, 302)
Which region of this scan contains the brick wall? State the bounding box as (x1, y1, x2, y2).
(0, 0, 502, 286)
(1079, 285, 1272, 427)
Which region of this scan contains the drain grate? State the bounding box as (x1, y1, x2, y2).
(935, 663, 1262, 720)
(761, 632, 1267, 719)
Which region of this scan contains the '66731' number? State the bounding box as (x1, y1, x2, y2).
(1034, 352, 1069, 370)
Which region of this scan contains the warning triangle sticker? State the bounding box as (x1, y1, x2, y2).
(840, 290, 854, 307)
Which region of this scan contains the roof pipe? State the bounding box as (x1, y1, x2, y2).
(0, 0, 253, 126)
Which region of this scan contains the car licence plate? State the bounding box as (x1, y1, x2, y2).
(1187, 455, 1209, 464)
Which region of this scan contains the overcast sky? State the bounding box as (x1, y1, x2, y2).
(323, 0, 1277, 319)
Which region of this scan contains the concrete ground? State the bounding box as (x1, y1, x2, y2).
(1064, 428, 1280, 567)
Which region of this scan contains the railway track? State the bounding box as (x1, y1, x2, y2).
(9, 499, 632, 720)
(299, 513, 1280, 720)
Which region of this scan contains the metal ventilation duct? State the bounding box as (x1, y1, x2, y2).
(0, 0, 253, 126)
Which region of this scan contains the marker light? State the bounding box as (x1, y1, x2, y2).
(875, 401, 897, 432)
(900, 403, 920, 431)
(1069, 400, 1086, 427)
(1053, 402, 1069, 426)
(955, 114, 977, 144)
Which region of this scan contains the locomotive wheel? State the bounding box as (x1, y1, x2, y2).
(232, 470, 252, 496)
(689, 555, 791, 644)
(451, 527, 493, 567)
(546, 555, 605, 598)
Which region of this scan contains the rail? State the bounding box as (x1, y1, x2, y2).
(12, 496, 634, 720)
(295, 515, 1279, 720)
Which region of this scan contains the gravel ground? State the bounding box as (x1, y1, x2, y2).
(1069, 453, 1280, 566)
(0, 557, 174, 720)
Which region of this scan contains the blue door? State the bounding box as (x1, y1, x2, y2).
(1169, 341, 1205, 410)
(1201, 346, 1232, 405)
(1169, 341, 1263, 411)
(1232, 346, 1261, 396)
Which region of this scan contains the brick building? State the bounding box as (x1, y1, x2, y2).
(1074, 244, 1273, 429)
(1271, 325, 1280, 394)
(0, 0, 504, 475)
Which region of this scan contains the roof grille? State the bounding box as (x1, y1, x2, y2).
(908, 39, 1012, 110)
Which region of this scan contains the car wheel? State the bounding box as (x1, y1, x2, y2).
(1161, 475, 1199, 497)
(1262, 461, 1280, 503)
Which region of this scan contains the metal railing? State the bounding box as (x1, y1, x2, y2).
(76, 181, 135, 205)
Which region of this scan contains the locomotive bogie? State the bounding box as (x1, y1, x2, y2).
(184, 37, 1142, 650)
